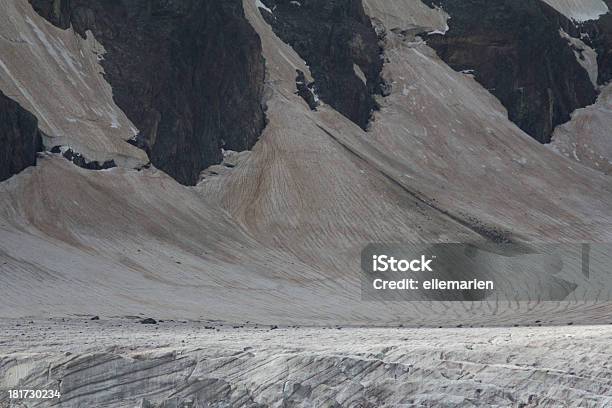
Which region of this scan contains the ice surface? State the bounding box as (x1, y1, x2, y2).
(1, 319, 612, 407)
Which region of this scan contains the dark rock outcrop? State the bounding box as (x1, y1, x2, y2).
(0, 90, 43, 182)
(30, 0, 266, 185)
(258, 0, 384, 130)
(423, 0, 598, 144)
(590, 17, 612, 85)
(140, 318, 158, 325)
(581, 5, 612, 86)
(50, 146, 116, 170)
(295, 69, 319, 110)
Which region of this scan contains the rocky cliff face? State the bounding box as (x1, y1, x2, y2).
(0, 91, 42, 182)
(423, 0, 598, 144)
(30, 0, 266, 186)
(259, 0, 384, 130)
(583, 6, 612, 86)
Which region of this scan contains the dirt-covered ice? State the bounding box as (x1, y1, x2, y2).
(1, 318, 612, 407)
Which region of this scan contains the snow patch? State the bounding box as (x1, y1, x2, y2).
(108, 111, 120, 129)
(312, 88, 321, 104)
(353, 63, 367, 85)
(427, 9, 449, 35)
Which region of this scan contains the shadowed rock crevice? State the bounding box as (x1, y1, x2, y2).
(0, 90, 43, 182)
(422, 0, 598, 144)
(295, 69, 319, 110)
(258, 0, 384, 130)
(50, 146, 117, 170)
(29, 0, 267, 186)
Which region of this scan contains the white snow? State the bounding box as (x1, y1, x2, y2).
(312, 88, 320, 104)
(59, 145, 71, 154)
(107, 104, 121, 129)
(353, 63, 367, 85)
(428, 19, 449, 36)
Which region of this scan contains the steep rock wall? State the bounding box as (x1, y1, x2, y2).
(0, 90, 42, 182)
(582, 7, 612, 86)
(423, 0, 598, 144)
(30, 0, 266, 185)
(258, 0, 384, 130)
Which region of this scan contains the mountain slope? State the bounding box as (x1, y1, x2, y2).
(1, 2, 612, 406)
(0, 0, 148, 168)
(0, 0, 611, 326)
